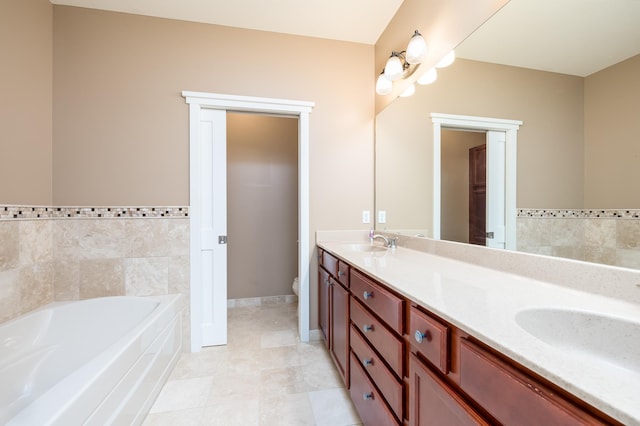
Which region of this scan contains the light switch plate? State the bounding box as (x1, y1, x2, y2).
(378, 210, 386, 224)
(362, 210, 371, 224)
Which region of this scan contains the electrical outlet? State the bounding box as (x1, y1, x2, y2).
(362, 210, 371, 224)
(378, 210, 386, 224)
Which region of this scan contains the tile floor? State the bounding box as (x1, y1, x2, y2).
(143, 301, 362, 425)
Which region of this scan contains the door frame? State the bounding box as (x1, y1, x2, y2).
(183, 91, 314, 351)
(431, 113, 522, 250)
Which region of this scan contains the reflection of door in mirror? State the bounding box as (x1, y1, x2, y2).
(432, 113, 520, 251)
(441, 130, 485, 244)
(440, 128, 510, 248)
(469, 144, 486, 246)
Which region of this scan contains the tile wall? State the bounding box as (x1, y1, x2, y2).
(0, 205, 190, 348)
(517, 209, 640, 269)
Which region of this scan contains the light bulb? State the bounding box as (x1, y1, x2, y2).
(406, 30, 427, 64)
(384, 53, 404, 81)
(436, 50, 456, 68)
(399, 84, 415, 98)
(375, 73, 393, 96)
(417, 67, 437, 85)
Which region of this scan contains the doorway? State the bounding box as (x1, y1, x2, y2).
(227, 112, 298, 301)
(440, 129, 486, 245)
(184, 91, 314, 352)
(431, 113, 522, 251)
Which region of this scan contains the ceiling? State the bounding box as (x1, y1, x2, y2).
(49, 0, 405, 45)
(49, 0, 640, 76)
(456, 0, 640, 77)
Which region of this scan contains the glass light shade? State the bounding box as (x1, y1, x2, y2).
(417, 67, 437, 85)
(375, 73, 393, 96)
(406, 31, 427, 64)
(436, 50, 456, 68)
(384, 54, 404, 81)
(399, 84, 415, 98)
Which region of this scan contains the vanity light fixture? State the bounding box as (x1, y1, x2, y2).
(399, 84, 416, 97)
(436, 50, 456, 68)
(376, 31, 456, 97)
(376, 30, 427, 95)
(417, 67, 438, 85)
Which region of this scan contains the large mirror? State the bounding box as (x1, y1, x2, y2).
(375, 0, 640, 269)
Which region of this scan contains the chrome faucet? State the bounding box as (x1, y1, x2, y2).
(371, 234, 390, 247)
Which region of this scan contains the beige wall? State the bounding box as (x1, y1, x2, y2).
(374, 0, 509, 112)
(0, 0, 53, 204)
(52, 6, 374, 209)
(52, 6, 375, 329)
(584, 54, 640, 208)
(376, 58, 585, 234)
(227, 113, 298, 299)
(441, 130, 485, 243)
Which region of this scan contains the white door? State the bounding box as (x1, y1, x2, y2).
(185, 91, 314, 351)
(192, 108, 227, 347)
(485, 130, 506, 249)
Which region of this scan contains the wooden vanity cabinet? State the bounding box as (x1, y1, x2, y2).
(406, 305, 621, 426)
(330, 279, 350, 383)
(318, 264, 330, 343)
(317, 248, 622, 426)
(318, 249, 350, 385)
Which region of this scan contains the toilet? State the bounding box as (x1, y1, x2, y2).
(292, 277, 299, 316)
(292, 277, 299, 296)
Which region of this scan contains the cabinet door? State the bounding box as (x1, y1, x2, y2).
(330, 282, 349, 385)
(409, 354, 488, 426)
(318, 267, 330, 345)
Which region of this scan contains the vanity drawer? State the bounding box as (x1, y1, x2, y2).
(409, 306, 450, 374)
(350, 269, 404, 334)
(351, 325, 403, 421)
(350, 352, 401, 426)
(350, 298, 403, 378)
(337, 260, 350, 287)
(322, 251, 339, 277)
(459, 338, 609, 426)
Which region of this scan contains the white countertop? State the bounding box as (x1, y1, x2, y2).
(318, 241, 640, 425)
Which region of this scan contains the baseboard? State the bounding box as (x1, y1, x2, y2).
(227, 294, 297, 308)
(308, 328, 323, 342)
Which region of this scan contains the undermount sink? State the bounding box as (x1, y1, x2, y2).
(515, 307, 640, 373)
(347, 244, 387, 253)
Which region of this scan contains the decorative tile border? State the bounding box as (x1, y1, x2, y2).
(0, 205, 189, 220)
(518, 209, 640, 219)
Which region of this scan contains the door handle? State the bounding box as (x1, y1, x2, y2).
(485, 232, 494, 239)
(218, 235, 228, 244)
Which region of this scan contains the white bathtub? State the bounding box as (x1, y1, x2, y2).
(0, 294, 182, 425)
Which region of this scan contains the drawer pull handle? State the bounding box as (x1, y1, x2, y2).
(363, 291, 373, 300)
(363, 392, 374, 401)
(363, 324, 374, 333)
(363, 358, 373, 367)
(414, 329, 431, 344)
